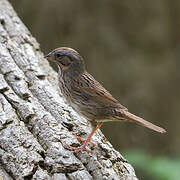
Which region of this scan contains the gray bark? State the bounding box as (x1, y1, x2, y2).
(0, 0, 138, 179)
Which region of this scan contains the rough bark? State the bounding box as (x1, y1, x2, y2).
(0, 0, 138, 179)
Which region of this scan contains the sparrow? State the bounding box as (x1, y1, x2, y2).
(44, 47, 166, 152)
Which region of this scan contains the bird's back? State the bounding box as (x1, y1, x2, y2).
(60, 71, 127, 121)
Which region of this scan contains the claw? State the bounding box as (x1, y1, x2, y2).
(67, 144, 92, 152)
(68, 132, 95, 152)
(68, 122, 103, 152)
(72, 132, 96, 146)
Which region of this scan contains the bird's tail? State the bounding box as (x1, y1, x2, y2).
(119, 110, 166, 133)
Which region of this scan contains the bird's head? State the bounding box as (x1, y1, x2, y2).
(44, 47, 85, 76)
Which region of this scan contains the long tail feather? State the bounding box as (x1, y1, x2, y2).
(121, 110, 166, 133)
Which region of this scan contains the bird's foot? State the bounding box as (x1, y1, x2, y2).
(67, 143, 92, 152)
(72, 132, 96, 146)
(67, 132, 96, 152)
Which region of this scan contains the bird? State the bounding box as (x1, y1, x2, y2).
(44, 47, 166, 152)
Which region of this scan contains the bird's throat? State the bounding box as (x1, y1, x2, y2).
(58, 66, 62, 77)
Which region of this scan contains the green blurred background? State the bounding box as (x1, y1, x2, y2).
(9, 0, 180, 179)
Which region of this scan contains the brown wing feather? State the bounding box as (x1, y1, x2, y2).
(71, 71, 126, 109)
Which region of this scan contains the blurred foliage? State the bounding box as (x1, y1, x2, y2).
(124, 150, 180, 180)
(9, 0, 180, 159)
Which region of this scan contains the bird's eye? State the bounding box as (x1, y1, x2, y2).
(56, 53, 61, 58)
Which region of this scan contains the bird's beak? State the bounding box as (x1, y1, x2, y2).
(44, 52, 52, 60)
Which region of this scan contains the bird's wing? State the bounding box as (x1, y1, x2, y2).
(71, 72, 126, 109)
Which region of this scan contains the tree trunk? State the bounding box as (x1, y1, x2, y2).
(0, 0, 138, 179)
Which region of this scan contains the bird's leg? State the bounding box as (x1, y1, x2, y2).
(68, 122, 103, 152)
